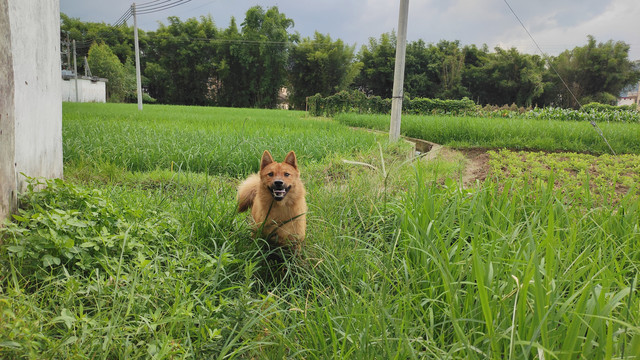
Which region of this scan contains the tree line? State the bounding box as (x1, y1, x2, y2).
(60, 6, 640, 109)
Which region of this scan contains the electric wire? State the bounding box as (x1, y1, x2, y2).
(135, 0, 167, 6)
(179, 0, 222, 14)
(502, 0, 617, 155)
(114, 14, 132, 27)
(136, 0, 175, 9)
(113, 8, 132, 27)
(114, 12, 132, 27)
(135, 0, 193, 15)
(147, 34, 291, 46)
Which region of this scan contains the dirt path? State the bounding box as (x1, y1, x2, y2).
(407, 136, 490, 187)
(349, 128, 492, 186)
(459, 148, 491, 186)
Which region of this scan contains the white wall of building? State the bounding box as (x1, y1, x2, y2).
(62, 77, 107, 103)
(0, 0, 63, 222)
(617, 97, 638, 106)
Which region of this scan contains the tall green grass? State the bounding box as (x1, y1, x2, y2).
(63, 103, 383, 176)
(336, 113, 640, 155)
(396, 170, 640, 358)
(1, 103, 639, 358)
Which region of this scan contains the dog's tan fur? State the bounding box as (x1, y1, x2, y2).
(237, 151, 307, 251)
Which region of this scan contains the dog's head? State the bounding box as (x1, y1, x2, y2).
(259, 150, 300, 201)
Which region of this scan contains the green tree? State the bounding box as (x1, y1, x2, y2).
(236, 6, 295, 108)
(431, 40, 468, 99)
(354, 32, 396, 97)
(211, 6, 294, 108)
(546, 36, 640, 108)
(144, 16, 218, 105)
(356, 37, 469, 100)
(404, 39, 440, 98)
(461, 44, 491, 103)
(61, 13, 139, 69)
(475, 47, 547, 107)
(288, 32, 361, 109)
(87, 42, 134, 102)
(211, 17, 247, 107)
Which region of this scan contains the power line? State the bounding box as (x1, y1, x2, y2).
(136, 0, 167, 6)
(136, 0, 175, 9)
(147, 34, 291, 46)
(502, 0, 617, 155)
(113, 7, 132, 27)
(178, 0, 222, 15)
(501, 0, 581, 107)
(135, 0, 193, 15)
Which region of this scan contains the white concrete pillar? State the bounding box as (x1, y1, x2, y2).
(0, 0, 63, 223)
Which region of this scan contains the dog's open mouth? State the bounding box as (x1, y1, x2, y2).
(270, 186, 291, 201)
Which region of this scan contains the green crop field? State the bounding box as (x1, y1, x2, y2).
(336, 112, 640, 155)
(63, 103, 385, 176)
(1, 103, 639, 359)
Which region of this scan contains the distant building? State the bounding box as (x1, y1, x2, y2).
(277, 87, 289, 110)
(61, 71, 108, 102)
(617, 82, 640, 107)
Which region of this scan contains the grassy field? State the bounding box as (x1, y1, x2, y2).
(1, 103, 639, 359)
(63, 103, 385, 176)
(336, 113, 640, 155)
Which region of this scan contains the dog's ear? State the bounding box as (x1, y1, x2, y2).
(260, 150, 274, 170)
(284, 151, 298, 169)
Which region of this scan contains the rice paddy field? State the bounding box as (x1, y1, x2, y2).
(1, 103, 639, 359)
(336, 113, 640, 155)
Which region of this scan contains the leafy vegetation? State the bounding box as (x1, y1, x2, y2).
(336, 112, 640, 154)
(547, 35, 640, 108)
(523, 107, 640, 123)
(308, 90, 476, 117)
(288, 32, 361, 110)
(2, 104, 640, 358)
(487, 149, 640, 204)
(470, 104, 640, 123)
(397, 169, 640, 358)
(309, 90, 640, 123)
(87, 42, 137, 103)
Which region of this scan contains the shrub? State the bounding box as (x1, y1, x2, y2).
(581, 102, 638, 113)
(1, 177, 177, 279)
(308, 90, 476, 117)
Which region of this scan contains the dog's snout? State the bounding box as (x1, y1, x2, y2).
(273, 180, 284, 188)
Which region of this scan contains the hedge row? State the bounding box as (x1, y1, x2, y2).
(523, 107, 640, 123)
(307, 90, 640, 123)
(307, 90, 476, 117)
(580, 102, 639, 113)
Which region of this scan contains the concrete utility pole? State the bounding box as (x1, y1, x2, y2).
(133, 2, 143, 110)
(389, 0, 409, 142)
(73, 39, 78, 102)
(84, 56, 91, 77)
(66, 32, 71, 70)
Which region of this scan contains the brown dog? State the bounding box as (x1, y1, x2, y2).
(237, 150, 307, 251)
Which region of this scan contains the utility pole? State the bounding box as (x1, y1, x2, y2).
(66, 32, 71, 71)
(73, 39, 79, 102)
(84, 56, 91, 77)
(389, 0, 409, 142)
(133, 3, 143, 110)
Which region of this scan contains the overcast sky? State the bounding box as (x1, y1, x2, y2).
(60, 0, 640, 60)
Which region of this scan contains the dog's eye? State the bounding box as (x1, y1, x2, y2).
(268, 172, 274, 177)
(284, 172, 290, 177)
